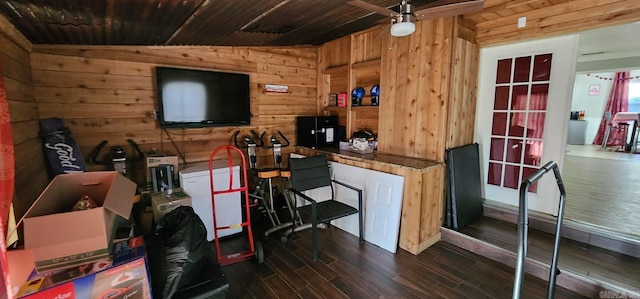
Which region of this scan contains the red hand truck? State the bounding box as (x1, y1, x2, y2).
(209, 145, 263, 266)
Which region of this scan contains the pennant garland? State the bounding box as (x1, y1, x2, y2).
(586, 73, 640, 81)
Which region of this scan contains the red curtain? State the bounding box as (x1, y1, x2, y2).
(0, 63, 15, 299)
(593, 71, 630, 145)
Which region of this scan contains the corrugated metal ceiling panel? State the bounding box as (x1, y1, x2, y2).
(0, 0, 485, 46)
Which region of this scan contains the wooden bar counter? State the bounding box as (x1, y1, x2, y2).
(295, 146, 445, 255)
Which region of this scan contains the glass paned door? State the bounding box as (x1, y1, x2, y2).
(476, 35, 579, 215)
(488, 54, 552, 193)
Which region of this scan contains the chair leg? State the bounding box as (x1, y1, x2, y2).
(602, 126, 611, 148)
(358, 210, 363, 244)
(311, 203, 318, 261)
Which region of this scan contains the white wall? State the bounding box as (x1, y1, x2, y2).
(571, 69, 640, 143)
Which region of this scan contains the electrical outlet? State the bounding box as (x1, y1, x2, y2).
(518, 16, 527, 28)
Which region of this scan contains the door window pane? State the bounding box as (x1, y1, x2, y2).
(514, 56, 532, 82)
(490, 138, 505, 161)
(488, 53, 552, 193)
(488, 162, 503, 186)
(496, 59, 512, 84)
(530, 85, 549, 110)
(492, 112, 508, 135)
(495, 86, 510, 110)
(503, 165, 521, 189)
(533, 54, 552, 81)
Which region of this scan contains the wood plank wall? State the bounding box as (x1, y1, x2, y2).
(0, 16, 49, 224)
(466, 0, 640, 46)
(446, 18, 479, 149)
(29, 45, 317, 186)
(378, 17, 455, 162)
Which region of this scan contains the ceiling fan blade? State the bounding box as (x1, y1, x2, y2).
(414, 0, 484, 20)
(347, 0, 398, 17)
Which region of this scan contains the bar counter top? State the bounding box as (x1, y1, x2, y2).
(295, 146, 443, 172)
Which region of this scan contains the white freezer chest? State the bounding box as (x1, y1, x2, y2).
(179, 160, 242, 241)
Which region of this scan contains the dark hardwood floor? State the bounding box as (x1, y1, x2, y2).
(216, 224, 584, 298)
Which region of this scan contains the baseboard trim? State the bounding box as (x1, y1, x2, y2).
(441, 228, 637, 298)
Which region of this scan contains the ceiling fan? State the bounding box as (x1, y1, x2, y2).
(348, 0, 485, 37)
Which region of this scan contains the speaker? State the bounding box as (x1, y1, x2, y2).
(151, 164, 174, 192)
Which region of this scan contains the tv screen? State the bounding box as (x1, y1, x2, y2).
(155, 66, 251, 128)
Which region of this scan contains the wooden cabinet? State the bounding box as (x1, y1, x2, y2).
(295, 146, 445, 255)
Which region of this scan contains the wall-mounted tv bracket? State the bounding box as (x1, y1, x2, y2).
(90, 139, 143, 176)
(233, 130, 263, 170)
(260, 131, 290, 169)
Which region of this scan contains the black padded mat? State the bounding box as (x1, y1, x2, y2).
(445, 143, 483, 231)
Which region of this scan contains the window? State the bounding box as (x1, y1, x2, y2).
(629, 82, 640, 112)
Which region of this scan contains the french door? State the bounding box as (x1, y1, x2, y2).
(476, 35, 579, 215)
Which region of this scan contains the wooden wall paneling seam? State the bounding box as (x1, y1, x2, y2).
(465, 41, 479, 145)
(31, 47, 259, 73)
(318, 46, 328, 114)
(413, 21, 433, 160)
(422, 166, 445, 240)
(1, 53, 32, 85)
(393, 36, 411, 156)
(446, 38, 461, 149)
(377, 32, 397, 154)
(427, 17, 454, 163)
(7, 101, 38, 123)
(3, 77, 35, 103)
(31, 45, 318, 67)
(30, 53, 153, 76)
(35, 87, 155, 104)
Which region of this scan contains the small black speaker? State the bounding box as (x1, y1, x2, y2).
(151, 164, 174, 192)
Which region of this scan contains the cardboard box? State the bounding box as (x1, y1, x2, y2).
(19, 172, 137, 272)
(7, 249, 36, 297)
(19, 256, 152, 299)
(145, 155, 179, 190)
(11, 233, 147, 298)
(151, 188, 192, 221)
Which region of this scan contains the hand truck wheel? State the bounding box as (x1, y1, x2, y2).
(253, 241, 264, 264)
(280, 234, 288, 243)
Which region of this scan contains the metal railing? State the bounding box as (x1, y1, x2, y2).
(513, 161, 567, 299)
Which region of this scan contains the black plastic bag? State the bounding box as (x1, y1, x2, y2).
(154, 206, 212, 299)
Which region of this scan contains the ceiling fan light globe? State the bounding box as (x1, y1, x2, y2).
(390, 21, 415, 37)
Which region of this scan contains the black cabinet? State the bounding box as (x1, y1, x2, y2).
(296, 116, 339, 148)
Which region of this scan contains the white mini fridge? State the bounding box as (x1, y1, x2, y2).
(179, 160, 243, 241)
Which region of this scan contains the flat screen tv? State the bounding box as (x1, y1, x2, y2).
(155, 66, 251, 128)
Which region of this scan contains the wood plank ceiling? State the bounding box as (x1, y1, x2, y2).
(0, 0, 476, 46)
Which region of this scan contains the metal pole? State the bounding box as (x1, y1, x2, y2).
(513, 181, 530, 299)
(512, 161, 558, 299)
(547, 166, 567, 299)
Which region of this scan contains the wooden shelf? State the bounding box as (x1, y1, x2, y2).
(352, 59, 381, 70)
(322, 45, 381, 136)
(324, 64, 349, 74)
(351, 105, 379, 111)
(324, 106, 347, 112)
